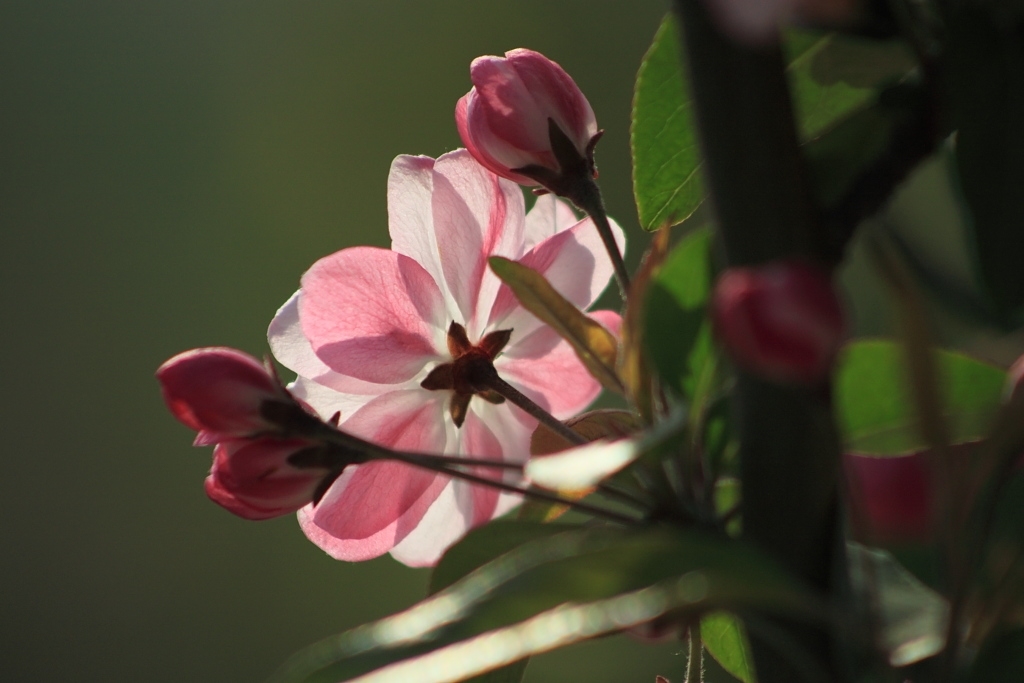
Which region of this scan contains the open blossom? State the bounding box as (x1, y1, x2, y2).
(157, 347, 344, 521)
(456, 48, 599, 188)
(269, 149, 623, 566)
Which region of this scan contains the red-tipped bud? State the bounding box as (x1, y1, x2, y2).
(456, 48, 599, 187)
(205, 437, 333, 520)
(844, 451, 934, 544)
(712, 261, 845, 385)
(157, 347, 287, 437)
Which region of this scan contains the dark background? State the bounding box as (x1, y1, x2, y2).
(1, 2, 694, 681)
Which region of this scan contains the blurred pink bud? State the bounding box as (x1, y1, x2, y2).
(205, 437, 331, 520)
(157, 347, 287, 437)
(704, 0, 859, 45)
(456, 48, 599, 187)
(844, 451, 933, 543)
(712, 261, 845, 385)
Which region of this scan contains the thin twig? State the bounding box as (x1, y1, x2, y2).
(485, 374, 588, 446)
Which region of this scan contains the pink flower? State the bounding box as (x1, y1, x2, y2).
(269, 149, 623, 566)
(456, 48, 599, 188)
(711, 261, 845, 385)
(158, 347, 344, 521)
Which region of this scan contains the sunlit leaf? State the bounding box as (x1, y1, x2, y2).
(428, 522, 572, 683)
(489, 257, 622, 393)
(834, 340, 1005, 454)
(631, 14, 702, 232)
(701, 611, 756, 683)
(847, 543, 949, 666)
(526, 439, 640, 493)
(530, 409, 644, 456)
(272, 528, 818, 683)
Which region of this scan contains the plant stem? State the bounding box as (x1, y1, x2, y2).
(483, 372, 589, 447)
(686, 621, 703, 683)
(571, 178, 631, 297)
(392, 451, 640, 525)
(671, 1, 843, 680)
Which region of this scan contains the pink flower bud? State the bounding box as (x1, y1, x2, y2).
(456, 48, 599, 187)
(205, 437, 334, 520)
(844, 451, 933, 543)
(157, 347, 287, 437)
(703, 0, 858, 45)
(711, 261, 845, 385)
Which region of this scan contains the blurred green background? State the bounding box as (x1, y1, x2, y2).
(0, 2, 697, 681)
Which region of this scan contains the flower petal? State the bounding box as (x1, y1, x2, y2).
(269, 291, 390, 395)
(298, 389, 451, 561)
(429, 151, 525, 336)
(505, 48, 598, 150)
(497, 310, 619, 419)
(300, 246, 447, 384)
(488, 213, 624, 336)
(526, 439, 640, 492)
(523, 195, 579, 251)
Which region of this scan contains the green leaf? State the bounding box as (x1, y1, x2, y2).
(701, 612, 756, 683)
(644, 225, 714, 399)
(428, 522, 570, 683)
(847, 543, 949, 666)
(834, 340, 1006, 454)
(272, 527, 818, 683)
(786, 32, 916, 139)
(631, 14, 703, 232)
(946, 8, 1024, 321)
(429, 521, 571, 594)
(629, 20, 915, 233)
(488, 256, 622, 393)
(804, 84, 921, 207)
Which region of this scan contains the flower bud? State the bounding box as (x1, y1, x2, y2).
(712, 261, 845, 385)
(844, 451, 933, 544)
(456, 48, 599, 187)
(703, 0, 858, 45)
(205, 437, 336, 520)
(157, 347, 288, 436)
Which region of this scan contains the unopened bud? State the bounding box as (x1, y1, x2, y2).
(712, 261, 845, 385)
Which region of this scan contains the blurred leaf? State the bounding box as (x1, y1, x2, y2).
(847, 543, 949, 666)
(620, 227, 671, 421)
(429, 521, 570, 594)
(804, 85, 922, 207)
(273, 527, 818, 683)
(526, 438, 641, 493)
(967, 627, 1024, 682)
(631, 14, 703, 232)
(834, 340, 1005, 454)
(489, 257, 622, 393)
(644, 225, 714, 399)
(530, 409, 644, 456)
(946, 8, 1024, 321)
(429, 522, 571, 683)
(714, 477, 741, 537)
(786, 32, 916, 138)
(701, 611, 756, 683)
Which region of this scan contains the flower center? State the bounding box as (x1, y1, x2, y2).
(420, 321, 513, 428)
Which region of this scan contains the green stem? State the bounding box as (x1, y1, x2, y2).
(671, 2, 843, 681)
(686, 621, 703, 683)
(571, 178, 631, 297)
(484, 373, 588, 447)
